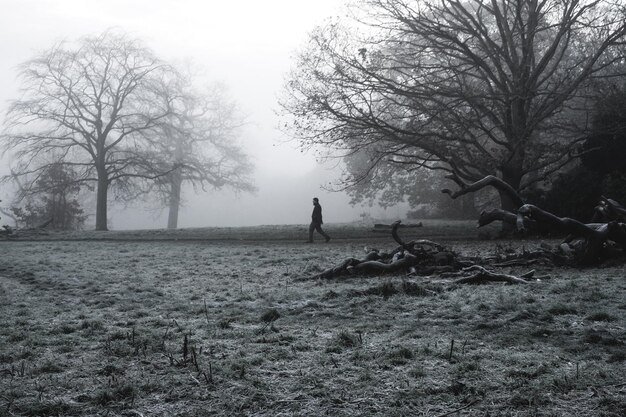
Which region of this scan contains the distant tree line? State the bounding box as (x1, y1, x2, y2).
(1, 29, 255, 231)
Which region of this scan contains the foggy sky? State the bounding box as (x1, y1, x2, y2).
(0, 0, 405, 229)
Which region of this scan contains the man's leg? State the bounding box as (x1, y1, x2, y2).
(315, 224, 330, 242)
(307, 223, 315, 242)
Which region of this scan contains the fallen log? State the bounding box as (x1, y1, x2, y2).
(348, 252, 418, 274)
(298, 221, 465, 280)
(452, 266, 529, 285)
(390, 220, 445, 252)
(478, 209, 537, 230)
(301, 221, 543, 284)
(516, 204, 626, 265)
(311, 257, 362, 280)
(589, 196, 626, 223)
(440, 173, 626, 265)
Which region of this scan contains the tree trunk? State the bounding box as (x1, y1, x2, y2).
(95, 169, 109, 231)
(60, 194, 67, 230)
(499, 167, 523, 210)
(167, 171, 182, 229)
(498, 166, 524, 232)
(460, 193, 478, 219)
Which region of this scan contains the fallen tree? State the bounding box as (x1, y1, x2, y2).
(306, 221, 464, 280)
(591, 196, 626, 223)
(443, 175, 626, 265)
(305, 221, 460, 279)
(305, 175, 625, 283)
(300, 221, 556, 284)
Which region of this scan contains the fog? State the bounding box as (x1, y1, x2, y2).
(0, 0, 407, 229)
(109, 167, 409, 229)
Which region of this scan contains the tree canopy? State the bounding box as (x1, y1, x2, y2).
(582, 82, 626, 175)
(150, 74, 256, 229)
(281, 0, 626, 211)
(2, 30, 176, 230)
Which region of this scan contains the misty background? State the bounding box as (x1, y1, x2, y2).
(0, 0, 406, 229)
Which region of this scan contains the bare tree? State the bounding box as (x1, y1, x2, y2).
(281, 0, 626, 212)
(152, 75, 256, 229)
(1, 30, 177, 230)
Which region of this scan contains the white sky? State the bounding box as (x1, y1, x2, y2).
(0, 0, 405, 229)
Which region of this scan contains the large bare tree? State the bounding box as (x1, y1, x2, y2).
(1, 30, 176, 230)
(281, 0, 626, 212)
(152, 75, 256, 229)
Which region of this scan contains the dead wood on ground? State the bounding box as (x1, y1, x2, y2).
(443, 175, 626, 266)
(301, 221, 543, 284)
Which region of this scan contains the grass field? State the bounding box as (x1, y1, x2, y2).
(1, 221, 625, 416)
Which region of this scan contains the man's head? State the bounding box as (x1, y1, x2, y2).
(313, 197, 319, 205)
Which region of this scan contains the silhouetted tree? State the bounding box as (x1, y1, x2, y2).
(1, 30, 178, 230)
(151, 75, 255, 229)
(282, 0, 626, 213)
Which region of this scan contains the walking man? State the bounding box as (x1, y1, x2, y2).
(308, 197, 330, 243)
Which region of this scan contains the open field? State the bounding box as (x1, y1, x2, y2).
(1, 221, 625, 416)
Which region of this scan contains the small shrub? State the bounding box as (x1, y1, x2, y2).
(260, 308, 280, 323)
